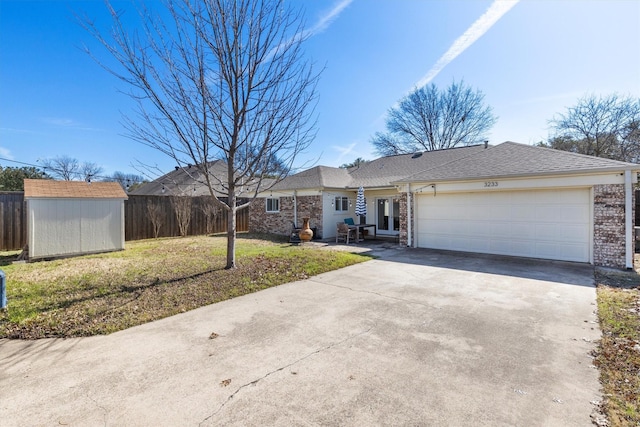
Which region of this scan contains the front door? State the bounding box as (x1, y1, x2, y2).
(376, 197, 400, 234)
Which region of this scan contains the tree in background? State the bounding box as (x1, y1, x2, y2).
(0, 166, 49, 191)
(82, 0, 320, 269)
(372, 81, 496, 156)
(104, 171, 146, 191)
(339, 158, 369, 169)
(544, 94, 640, 162)
(41, 156, 104, 181)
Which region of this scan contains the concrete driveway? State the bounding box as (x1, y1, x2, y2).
(0, 247, 601, 426)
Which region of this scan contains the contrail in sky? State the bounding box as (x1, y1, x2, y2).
(413, 0, 519, 90)
(269, 0, 352, 59)
(305, 0, 354, 37)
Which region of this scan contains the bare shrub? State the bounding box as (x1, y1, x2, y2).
(147, 201, 165, 238)
(200, 199, 220, 235)
(171, 196, 192, 237)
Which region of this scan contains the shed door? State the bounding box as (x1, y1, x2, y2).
(415, 189, 590, 262)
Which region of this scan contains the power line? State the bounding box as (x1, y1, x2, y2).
(0, 156, 140, 182)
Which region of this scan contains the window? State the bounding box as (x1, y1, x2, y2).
(266, 198, 279, 212)
(334, 196, 349, 212)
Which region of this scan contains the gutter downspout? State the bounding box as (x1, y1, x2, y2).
(407, 188, 412, 247)
(293, 190, 298, 227)
(625, 170, 633, 269)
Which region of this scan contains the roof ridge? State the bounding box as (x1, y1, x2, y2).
(398, 143, 493, 183)
(502, 141, 638, 167)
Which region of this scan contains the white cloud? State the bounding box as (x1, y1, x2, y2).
(414, 0, 519, 90)
(0, 146, 14, 160)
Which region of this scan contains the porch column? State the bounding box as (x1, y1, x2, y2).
(625, 170, 633, 269)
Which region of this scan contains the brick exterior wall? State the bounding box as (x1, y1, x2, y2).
(249, 195, 323, 238)
(593, 184, 632, 269)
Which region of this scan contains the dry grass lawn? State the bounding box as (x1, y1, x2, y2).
(0, 235, 371, 339)
(594, 264, 640, 427)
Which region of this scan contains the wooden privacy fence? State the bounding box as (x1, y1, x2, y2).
(124, 195, 249, 241)
(0, 193, 249, 251)
(0, 192, 26, 252)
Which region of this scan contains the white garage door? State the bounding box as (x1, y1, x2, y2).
(415, 189, 590, 262)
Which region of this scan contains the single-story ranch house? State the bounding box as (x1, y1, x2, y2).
(250, 142, 639, 269)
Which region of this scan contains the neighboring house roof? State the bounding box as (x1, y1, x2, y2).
(130, 160, 274, 197)
(395, 141, 640, 184)
(24, 179, 128, 199)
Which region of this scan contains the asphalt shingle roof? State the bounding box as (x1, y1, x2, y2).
(396, 142, 639, 183)
(130, 142, 640, 195)
(272, 145, 487, 190)
(24, 179, 128, 199)
(348, 144, 487, 188)
(130, 160, 274, 197)
(270, 166, 352, 190)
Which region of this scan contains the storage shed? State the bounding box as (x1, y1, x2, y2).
(23, 179, 128, 260)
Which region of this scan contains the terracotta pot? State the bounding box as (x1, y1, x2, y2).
(298, 217, 314, 242)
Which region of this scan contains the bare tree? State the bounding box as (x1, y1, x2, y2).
(372, 81, 496, 155)
(79, 162, 104, 182)
(104, 171, 146, 191)
(547, 94, 640, 162)
(147, 200, 165, 238)
(41, 156, 79, 181)
(200, 198, 220, 235)
(41, 156, 104, 181)
(171, 196, 193, 237)
(81, 0, 319, 268)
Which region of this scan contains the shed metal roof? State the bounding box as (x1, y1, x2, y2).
(24, 179, 128, 199)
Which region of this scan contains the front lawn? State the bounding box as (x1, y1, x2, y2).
(0, 236, 370, 339)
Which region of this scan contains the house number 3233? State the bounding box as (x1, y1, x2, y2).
(484, 181, 498, 187)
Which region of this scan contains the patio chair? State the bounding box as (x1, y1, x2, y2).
(336, 222, 356, 244)
(344, 218, 364, 241)
(289, 221, 302, 244)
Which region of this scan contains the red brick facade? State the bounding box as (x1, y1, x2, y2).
(249, 195, 323, 238)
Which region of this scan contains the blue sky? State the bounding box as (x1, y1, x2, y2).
(1, 0, 639, 179)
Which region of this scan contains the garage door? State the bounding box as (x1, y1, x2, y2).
(415, 189, 590, 262)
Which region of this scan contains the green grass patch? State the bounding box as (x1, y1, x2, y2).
(0, 236, 370, 339)
(594, 269, 640, 427)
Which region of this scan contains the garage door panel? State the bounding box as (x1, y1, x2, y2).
(416, 189, 590, 263)
(510, 206, 537, 222)
(561, 224, 590, 242)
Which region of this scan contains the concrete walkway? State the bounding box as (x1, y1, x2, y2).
(0, 247, 601, 426)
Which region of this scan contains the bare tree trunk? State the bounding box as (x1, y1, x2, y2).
(226, 188, 236, 269)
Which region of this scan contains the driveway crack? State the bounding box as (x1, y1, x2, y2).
(84, 391, 109, 427)
(199, 325, 374, 425)
(312, 280, 435, 310)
